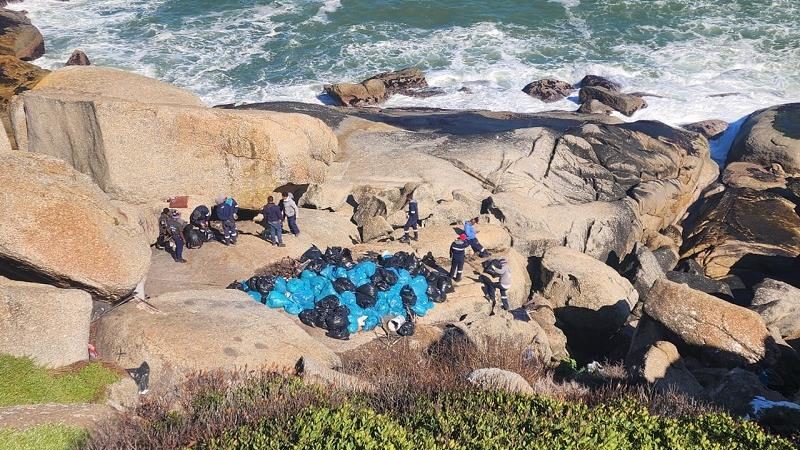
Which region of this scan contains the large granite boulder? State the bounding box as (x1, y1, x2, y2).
(0, 9, 44, 61)
(728, 103, 800, 175)
(619, 243, 666, 300)
(0, 153, 150, 300)
(681, 187, 800, 285)
(540, 246, 638, 340)
(644, 279, 770, 366)
(94, 290, 341, 389)
(14, 87, 338, 209)
(0, 277, 92, 367)
(578, 86, 647, 116)
(467, 368, 534, 394)
(299, 181, 353, 211)
(521, 78, 573, 103)
(751, 279, 800, 344)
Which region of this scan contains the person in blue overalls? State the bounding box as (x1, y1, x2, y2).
(464, 217, 491, 258)
(215, 195, 238, 246)
(166, 209, 187, 263)
(399, 193, 419, 243)
(449, 233, 470, 282)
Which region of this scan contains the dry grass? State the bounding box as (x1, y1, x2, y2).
(253, 257, 300, 278)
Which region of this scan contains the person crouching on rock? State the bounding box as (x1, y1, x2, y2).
(166, 209, 188, 263)
(281, 192, 300, 237)
(399, 193, 419, 243)
(263, 196, 285, 247)
(190, 204, 213, 242)
(464, 217, 491, 258)
(449, 233, 469, 282)
(484, 258, 511, 313)
(215, 195, 238, 246)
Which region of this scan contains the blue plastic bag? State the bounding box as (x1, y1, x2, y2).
(266, 291, 289, 308)
(284, 301, 303, 315)
(339, 291, 357, 307)
(358, 261, 377, 277)
(273, 277, 288, 293)
(300, 270, 316, 281)
(362, 313, 380, 331)
(247, 291, 263, 302)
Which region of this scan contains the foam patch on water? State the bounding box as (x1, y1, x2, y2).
(311, 0, 342, 22)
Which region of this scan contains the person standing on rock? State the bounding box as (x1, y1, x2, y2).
(449, 233, 470, 282)
(215, 195, 238, 246)
(281, 192, 300, 237)
(464, 217, 491, 258)
(263, 196, 285, 247)
(156, 207, 171, 249)
(399, 193, 419, 243)
(166, 209, 188, 263)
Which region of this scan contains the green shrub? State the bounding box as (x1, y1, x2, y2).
(0, 424, 87, 450)
(0, 354, 121, 406)
(194, 388, 793, 450)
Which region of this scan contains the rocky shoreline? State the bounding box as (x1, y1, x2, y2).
(1, 7, 800, 441)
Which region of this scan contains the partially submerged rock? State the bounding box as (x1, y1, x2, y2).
(579, 86, 647, 116)
(576, 74, 621, 92)
(577, 99, 614, 115)
(65, 49, 91, 66)
(0, 277, 92, 368)
(521, 78, 573, 103)
(93, 290, 341, 390)
(323, 68, 427, 107)
(0, 153, 150, 300)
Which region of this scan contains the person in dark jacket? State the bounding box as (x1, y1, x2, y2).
(156, 207, 171, 249)
(166, 209, 187, 263)
(464, 217, 491, 258)
(399, 193, 419, 243)
(263, 196, 285, 247)
(215, 195, 238, 245)
(449, 233, 470, 282)
(190, 204, 213, 242)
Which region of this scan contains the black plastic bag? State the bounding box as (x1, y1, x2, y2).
(356, 292, 377, 309)
(324, 246, 353, 266)
(226, 281, 247, 291)
(253, 276, 277, 295)
(299, 309, 318, 327)
(437, 276, 454, 294)
(400, 286, 417, 307)
(373, 267, 398, 286)
(332, 277, 356, 294)
(374, 280, 391, 292)
(397, 321, 415, 337)
(184, 226, 204, 249)
(316, 295, 340, 310)
(300, 245, 324, 263)
(313, 295, 340, 329)
(426, 282, 445, 303)
(356, 283, 377, 299)
(325, 305, 350, 331)
(326, 328, 350, 340)
(421, 251, 438, 268)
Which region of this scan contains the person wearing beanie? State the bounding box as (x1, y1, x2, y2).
(399, 193, 419, 243)
(263, 196, 285, 247)
(449, 233, 470, 282)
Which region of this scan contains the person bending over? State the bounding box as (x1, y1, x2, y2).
(464, 217, 491, 258)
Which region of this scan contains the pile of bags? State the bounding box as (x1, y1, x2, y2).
(228, 246, 454, 340)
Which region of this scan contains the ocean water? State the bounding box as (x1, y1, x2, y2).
(14, 0, 800, 130)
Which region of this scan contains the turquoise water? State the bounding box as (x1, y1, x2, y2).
(15, 0, 800, 124)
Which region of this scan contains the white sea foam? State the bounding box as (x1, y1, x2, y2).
(311, 0, 342, 22)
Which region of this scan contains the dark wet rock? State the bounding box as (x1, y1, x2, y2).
(652, 247, 679, 272)
(683, 119, 729, 140)
(666, 270, 734, 302)
(728, 103, 800, 175)
(65, 49, 90, 66)
(521, 78, 573, 103)
(579, 86, 647, 116)
(366, 67, 427, 94)
(681, 187, 800, 287)
(0, 9, 44, 61)
(576, 74, 621, 92)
